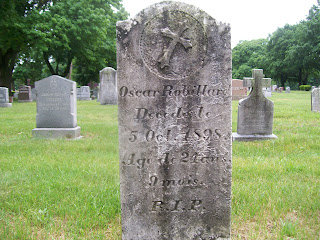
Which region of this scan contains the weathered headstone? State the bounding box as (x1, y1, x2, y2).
(262, 86, 272, 98)
(278, 87, 283, 93)
(31, 88, 37, 101)
(32, 75, 81, 139)
(233, 69, 277, 141)
(99, 67, 117, 105)
(311, 86, 316, 91)
(77, 86, 91, 100)
(117, 2, 232, 239)
(0, 87, 12, 108)
(311, 88, 320, 112)
(286, 86, 290, 93)
(18, 85, 32, 102)
(232, 79, 247, 100)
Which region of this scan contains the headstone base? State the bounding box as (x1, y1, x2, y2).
(232, 132, 277, 141)
(18, 100, 33, 103)
(32, 126, 81, 139)
(0, 103, 12, 108)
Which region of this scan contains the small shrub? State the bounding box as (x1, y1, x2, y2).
(299, 85, 312, 91)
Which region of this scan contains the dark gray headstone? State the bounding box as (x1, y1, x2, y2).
(233, 69, 277, 141)
(311, 88, 320, 112)
(99, 67, 117, 105)
(117, 2, 232, 239)
(18, 85, 32, 102)
(32, 75, 81, 139)
(0, 87, 12, 108)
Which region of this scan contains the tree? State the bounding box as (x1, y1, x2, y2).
(232, 39, 268, 79)
(0, 0, 52, 95)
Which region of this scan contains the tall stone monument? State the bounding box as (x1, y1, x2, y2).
(233, 69, 277, 141)
(0, 87, 12, 108)
(99, 67, 117, 105)
(311, 88, 320, 112)
(117, 2, 232, 239)
(32, 75, 81, 139)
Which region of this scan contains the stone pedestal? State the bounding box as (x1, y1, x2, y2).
(32, 126, 81, 139)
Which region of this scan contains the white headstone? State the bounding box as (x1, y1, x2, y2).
(99, 67, 117, 105)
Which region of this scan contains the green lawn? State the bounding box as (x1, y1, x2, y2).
(0, 91, 319, 239)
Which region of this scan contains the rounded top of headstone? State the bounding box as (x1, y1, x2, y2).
(117, 1, 229, 81)
(100, 67, 116, 74)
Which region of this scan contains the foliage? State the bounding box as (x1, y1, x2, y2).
(2, 0, 128, 91)
(299, 85, 312, 91)
(232, 39, 268, 79)
(233, 1, 320, 88)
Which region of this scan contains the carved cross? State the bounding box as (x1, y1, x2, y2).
(158, 26, 192, 69)
(243, 69, 271, 97)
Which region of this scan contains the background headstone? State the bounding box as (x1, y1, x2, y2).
(0, 87, 12, 108)
(262, 86, 272, 98)
(31, 88, 37, 101)
(232, 79, 247, 100)
(117, 2, 232, 239)
(32, 75, 81, 139)
(286, 87, 290, 93)
(272, 85, 277, 92)
(18, 85, 32, 102)
(311, 88, 320, 112)
(77, 86, 91, 100)
(233, 69, 277, 141)
(99, 67, 117, 105)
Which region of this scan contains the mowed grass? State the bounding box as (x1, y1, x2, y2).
(0, 91, 319, 239)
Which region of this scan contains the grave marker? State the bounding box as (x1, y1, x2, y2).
(99, 67, 117, 105)
(77, 86, 91, 100)
(32, 75, 81, 139)
(232, 79, 247, 100)
(311, 88, 320, 112)
(18, 85, 32, 102)
(0, 87, 12, 108)
(233, 69, 277, 141)
(117, 2, 232, 239)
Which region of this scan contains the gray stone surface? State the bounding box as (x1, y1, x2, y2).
(18, 85, 32, 102)
(311, 88, 320, 112)
(31, 88, 37, 101)
(117, 2, 232, 239)
(286, 87, 290, 93)
(0, 87, 12, 108)
(99, 67, 117, 105)
(233, 69, 277, 141)
(262, 87, 272, 98)
(32, 75, 80, 139)
(77, 86, 91, 100)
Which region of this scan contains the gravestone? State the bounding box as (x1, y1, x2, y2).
(311, 86, 316, 91)
(286, 87, 290, 93)
(311, 88, 320, 112)
(99, 67, 117, 105)
(0, 87, 12, 108)
(278, 87, 283, 93)
(232, 79, 247, 100)
(117, 2, 232, 239)
(77, 86, 91, 100)
(272, 85, 277, 92)
(31, 88, 37, 101)
(233, 69, 277, 141)
(262, 86, 272, 98)
(32, 75, 81, 139)
(18, 85, 32, 102)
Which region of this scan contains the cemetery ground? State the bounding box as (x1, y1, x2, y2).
(0, 91, 319, 239)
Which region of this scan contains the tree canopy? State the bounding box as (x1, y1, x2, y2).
(232, 1, 320, 88)
(0, 0, 128, 93)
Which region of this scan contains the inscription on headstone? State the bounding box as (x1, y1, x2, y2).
(99, 67, 117, 105)
(32, 75, 81, 139)
(117, 2, 231, 239)
(18, 85, 32, 102)
(311, 88, 320, 112)
(233, 69, 277, 141)
(0, 87, 12, 108)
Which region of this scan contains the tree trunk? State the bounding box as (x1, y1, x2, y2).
(298, 68, 302, 86)
(0, 48, 18, 96)
(303, 71, 309, 85)
(280, 73, 286, 87)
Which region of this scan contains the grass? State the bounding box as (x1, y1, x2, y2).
(0, 91, 319, 239)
